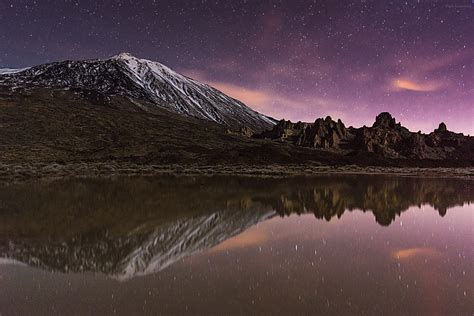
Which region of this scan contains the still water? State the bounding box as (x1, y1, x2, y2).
(0, 175, 472, 315)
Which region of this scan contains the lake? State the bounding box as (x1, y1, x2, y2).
(0, 175, 472, 315)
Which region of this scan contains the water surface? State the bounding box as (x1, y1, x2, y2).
(0, 175, 472, 315)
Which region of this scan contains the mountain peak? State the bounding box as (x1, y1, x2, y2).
(110, 52, 177, 78)
(436, 122, 447, 132)
(373, 112, 397, 128)
(111, 52, 163, 67)
(112, 52, 136, 60)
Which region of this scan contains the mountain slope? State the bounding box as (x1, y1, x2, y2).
(0, 53, 275, 132)
(0, 86, 342, 166)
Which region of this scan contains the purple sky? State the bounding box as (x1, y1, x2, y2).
(1, 0, 472, 133)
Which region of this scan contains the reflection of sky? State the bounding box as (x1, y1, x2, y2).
(197, 204, 473, 314)
(0, 204, 472, 315)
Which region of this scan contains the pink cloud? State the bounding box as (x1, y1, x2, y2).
(390, 78, 449, 92)
(208, 81, 272, 111)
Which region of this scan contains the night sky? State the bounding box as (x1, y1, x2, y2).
(1, 0, 472, 133)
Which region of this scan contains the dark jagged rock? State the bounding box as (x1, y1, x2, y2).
(373, 112, 398, 129)
(238, 126, 255, 137)
(226, 126, 255, 137)
(257, 116, 349, 149)
(256, 112, 473, 161)
(355, 114, 410, 158)
(436, 122, 447, 133)
(258, 119, 309, 142)
(299, 116, 348, 148)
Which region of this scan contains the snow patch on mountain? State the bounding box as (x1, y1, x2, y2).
(111, 52, 276, 128)
(0, 68, 29, 75)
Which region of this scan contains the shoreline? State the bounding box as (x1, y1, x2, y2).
(1, 162, 473, 183)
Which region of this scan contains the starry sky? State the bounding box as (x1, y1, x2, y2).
(1, 0, 472, 133)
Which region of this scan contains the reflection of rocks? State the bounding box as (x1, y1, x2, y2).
(270, 176, 471, 225)
(0, 175, 471, 278)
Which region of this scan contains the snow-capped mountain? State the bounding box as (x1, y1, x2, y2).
(0, 53, 275, 131)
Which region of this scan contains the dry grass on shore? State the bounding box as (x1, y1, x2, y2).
(1, 162, 472, 183)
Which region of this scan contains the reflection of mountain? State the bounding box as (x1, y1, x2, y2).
(1, 209, 274, 280)
(118, 209, 275, 280)
(0, 175, 471, 279)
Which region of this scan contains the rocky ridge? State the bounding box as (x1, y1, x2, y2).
(256, 112, 473, 160)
